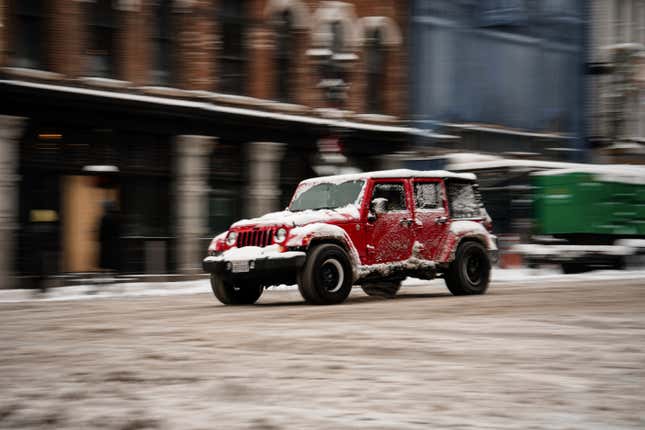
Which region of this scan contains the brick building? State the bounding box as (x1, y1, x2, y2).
(0, 0, 428, 285)
(587, 0, 645, 163)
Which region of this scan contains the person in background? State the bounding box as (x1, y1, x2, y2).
(98, 201, 122, 277)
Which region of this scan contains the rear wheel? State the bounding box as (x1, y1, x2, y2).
(210, 275, 263, 305)
(361, 281, 401, 298)
(444, 241, 491, 296)
(561, 262, 589, 274)
(298, 244, 353, 305)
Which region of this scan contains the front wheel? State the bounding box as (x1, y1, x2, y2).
(444, 241, 491, 296)
(298, 244, 353, 305)
(210, 275, 263, 305)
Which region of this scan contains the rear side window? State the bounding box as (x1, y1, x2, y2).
(447, 181, 481, 218)
(371, 182, 407, 211)
(414, 182, 441, 209)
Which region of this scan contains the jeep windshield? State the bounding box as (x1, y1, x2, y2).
(289, 180, 365, 212)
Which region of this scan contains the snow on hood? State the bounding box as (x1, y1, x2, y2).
(231, 205, 360, 228)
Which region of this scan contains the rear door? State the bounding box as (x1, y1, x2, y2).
(364, 179, 415, 264)
(411, 179, 450, 260)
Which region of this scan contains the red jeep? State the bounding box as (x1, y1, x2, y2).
(203, 169, 497, 305)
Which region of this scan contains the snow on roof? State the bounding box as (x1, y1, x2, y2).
(0, 79, 456, 139)
(449, 158, 586, 172)
(300, 169, 476, 185)
(533, 164, 645, 184)
(441, 123, 573, 140)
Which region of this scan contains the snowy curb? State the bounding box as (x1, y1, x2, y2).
(1, 268, 645, 303)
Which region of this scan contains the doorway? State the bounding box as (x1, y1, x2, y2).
(61, 175, 118, 272)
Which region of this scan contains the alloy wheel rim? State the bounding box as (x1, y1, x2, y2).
(464, 252, 483, 285)
(320, 259, 344, 292)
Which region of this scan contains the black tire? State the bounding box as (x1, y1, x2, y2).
(444, 241, 491, 296)
(210, 275, 263, 305)
(561, 262, 589, 274)
(298, 244, 353, 305)
(612, 256, 626, 271)
(361, 281, 401, 298)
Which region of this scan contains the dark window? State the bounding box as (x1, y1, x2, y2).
(321, 20, 348, 106)
(87, 0, 118, 78)
(151, 0, 174, 85)
(447, 182, 482, 219)
(208, 194, 239, 233)
(414, 182, 441, 209)
(371, 182, 407, 212)
(122, 177, 170, 237)
(218, 0, 247, 94)
(208, 144, 244, 232)
(13, 0, 45, 69)
(275, 9, 294, 102)
(365, 28, 385, 113)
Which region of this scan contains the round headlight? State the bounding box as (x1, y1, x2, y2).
(225, 231, 238, 246)
(274, 228, 287, 243)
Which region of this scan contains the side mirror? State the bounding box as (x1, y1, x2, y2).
(369, 198, 388, 220)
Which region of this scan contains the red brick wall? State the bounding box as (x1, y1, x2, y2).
(248, 0, 273, 100)
(2, 0, 408, 118)
(49, 0, 83, 77)
(177, 0, 215, 90)
(120, 6, 147, 85)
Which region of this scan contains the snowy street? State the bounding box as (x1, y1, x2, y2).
(1, 272, 644, 429)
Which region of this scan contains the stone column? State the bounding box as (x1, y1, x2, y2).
(175, 135, 214, 274)
(0, 116, 25, 289)
(246, 142, 286, 218)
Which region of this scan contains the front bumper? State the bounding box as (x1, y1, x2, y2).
(203, 248, 306, 285)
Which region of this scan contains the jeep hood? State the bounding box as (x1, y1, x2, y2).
(231, 205, 360, 229)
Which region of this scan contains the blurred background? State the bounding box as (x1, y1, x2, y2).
(0, 0, 644, 288)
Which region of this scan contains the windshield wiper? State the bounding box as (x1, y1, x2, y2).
(289, 206, 338, 212)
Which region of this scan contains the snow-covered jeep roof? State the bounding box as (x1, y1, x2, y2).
(299, 169, 477, 185)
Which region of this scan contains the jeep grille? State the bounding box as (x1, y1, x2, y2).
(237, 229, 275, 248)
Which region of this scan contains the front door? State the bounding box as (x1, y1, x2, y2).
(411, 179, 450, 260)
(364, 180, 415, 264)
(62, 176, 118, 272)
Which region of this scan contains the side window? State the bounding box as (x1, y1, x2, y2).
(371, 182, 407, 212)
(446, 181, 481, 219)
(414, 182, 441, 210)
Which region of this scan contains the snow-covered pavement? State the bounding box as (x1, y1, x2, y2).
(1, 274, 644, 429)
(2, 267, 644, 303)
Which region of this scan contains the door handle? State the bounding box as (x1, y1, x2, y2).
(435, 216, 448, 224)
(399, 218, 413, 227)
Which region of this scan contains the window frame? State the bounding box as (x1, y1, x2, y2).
(368, 180, 411, 214)
(412, 179, 446, 212)
(217, 0, 248, 95)
(151, 0, 175, 86)
(274, 9, 294, 103)
(86, 0, 119, 79)
(13, 0, 46, 69)
(445, 180, 484, 220)
(365, 27, 385, 114)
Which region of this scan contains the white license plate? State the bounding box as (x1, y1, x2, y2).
(231, 260, 250, 273)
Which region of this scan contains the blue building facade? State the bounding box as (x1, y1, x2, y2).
(410, 0, 587, 160)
